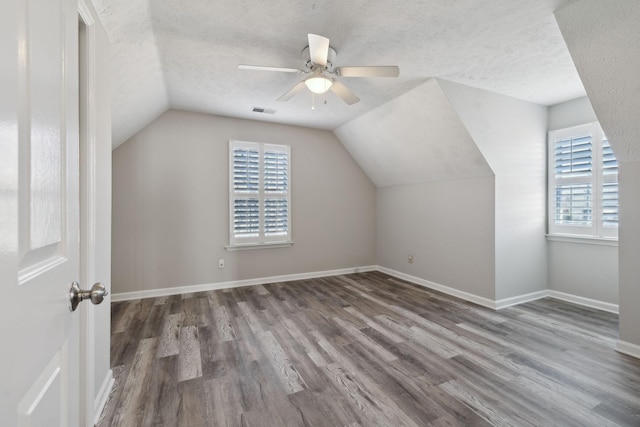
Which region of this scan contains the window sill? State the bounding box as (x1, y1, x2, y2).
(546, 234, 618, 247)
(225, 241, 294, 251)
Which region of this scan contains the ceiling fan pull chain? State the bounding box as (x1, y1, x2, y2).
(311, 92, 315, 110)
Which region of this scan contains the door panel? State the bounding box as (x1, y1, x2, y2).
(24, 0, 63, 251)
(19, 0, 67, 282)
(1, 0, 80, 425)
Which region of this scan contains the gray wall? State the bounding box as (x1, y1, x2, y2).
(547, 241, 617, 303)
(438, 80, 548, 300)
(546, 96, 618, 305)
(335, 79, 497, 300)
(112, 110, 376, 293)
(112, 94, 623, 318)
(337, 78, 548, 302)
(376, 177, 496, 299)
(548, 96, 597, 131)
(619, 161, 640, 343)
(557, 0, 640, 348)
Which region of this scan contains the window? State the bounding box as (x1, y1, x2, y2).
(228, 140, 291, 248)
(548, 122, 618, 238)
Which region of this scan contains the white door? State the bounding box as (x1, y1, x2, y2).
(1, 0, 93, 425)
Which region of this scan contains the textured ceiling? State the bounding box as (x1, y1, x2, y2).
(557, 0, 640, 162)
(93, 0, 585, 148)
(335, 79, 493, 187)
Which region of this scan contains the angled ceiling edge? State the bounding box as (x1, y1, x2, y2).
(333, 78, 493, 188)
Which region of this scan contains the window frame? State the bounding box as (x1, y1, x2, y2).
(227, 140, 292, 249)
(547, 122, 618, 239)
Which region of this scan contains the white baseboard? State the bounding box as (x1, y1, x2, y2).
(376, 266, 497, 309)
(375, 267, 618, 315)
(548, 290, 619, 314)
(111, 265, 378, 302)
(494, 290, 549, 310)
(111, 265, 618, 318)
(93, 369, 114, 425)
(616, 340, 640, 360)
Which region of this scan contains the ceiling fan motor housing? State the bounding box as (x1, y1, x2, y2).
(303, 45, 337, 72)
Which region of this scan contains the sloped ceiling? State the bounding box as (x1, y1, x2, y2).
(94, 0, 169, 146)
(93, 0, 585, 149)
(556, 0, 640, 162)
(334, 79, 493, 187)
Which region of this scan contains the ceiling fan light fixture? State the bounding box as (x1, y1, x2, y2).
(305, 76, 333, 94)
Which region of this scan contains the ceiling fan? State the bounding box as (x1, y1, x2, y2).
(239, 34, 399, 105)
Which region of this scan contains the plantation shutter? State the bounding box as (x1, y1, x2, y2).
(264, 148, 289, 237)
(553, 184, 592, 226)
(548, 122, 618, 238)
(554, 134, 592, 178)
(602, 137, 619, 228)
(232, 147, 260, 238)
(552, 132, 593, 226)
(229, 140, 291, 246)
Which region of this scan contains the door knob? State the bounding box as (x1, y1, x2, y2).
(68, 282, 108, 312)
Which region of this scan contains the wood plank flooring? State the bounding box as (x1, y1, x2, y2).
(97, 272, 640, 426)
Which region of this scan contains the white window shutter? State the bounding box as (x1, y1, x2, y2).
(553, 184, 592, 226)
(233, 148, 260, 192)
(548, 122, 618, 238)
(264, 149, 288, 193)
(554, 134, 592, 179)
(229, 140, 291, 246)
(233, 198, 260, 237)
(602, 137, 619, 230)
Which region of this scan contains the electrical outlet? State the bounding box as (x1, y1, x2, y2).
(218, 258, 225, 268)
(408, 255, 413, 264)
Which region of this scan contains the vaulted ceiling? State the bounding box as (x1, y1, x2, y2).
(93, 0, 584, 149)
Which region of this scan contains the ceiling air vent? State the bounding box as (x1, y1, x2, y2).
(252, 107, 276, 114)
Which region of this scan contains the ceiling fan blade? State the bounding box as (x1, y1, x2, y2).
(239, 64, 304, 73)
(330, 80, 360, 105)
(336, 66, 400, 78)
(277, 80, 307, 102)
(308, 33, 330, 67)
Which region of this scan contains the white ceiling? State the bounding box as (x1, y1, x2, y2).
(336, 79, 493, 187)
(93, 0, 585, 148)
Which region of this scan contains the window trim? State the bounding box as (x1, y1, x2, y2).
(224, 241, 293, 252)
(547, 122, 618, 239)
(228, 140, 292, 248)
(545, 233, 618, 247)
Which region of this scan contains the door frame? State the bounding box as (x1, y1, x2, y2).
(78, 1, 113, 424)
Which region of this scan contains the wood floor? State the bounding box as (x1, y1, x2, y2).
(98, 272, 640, 426)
